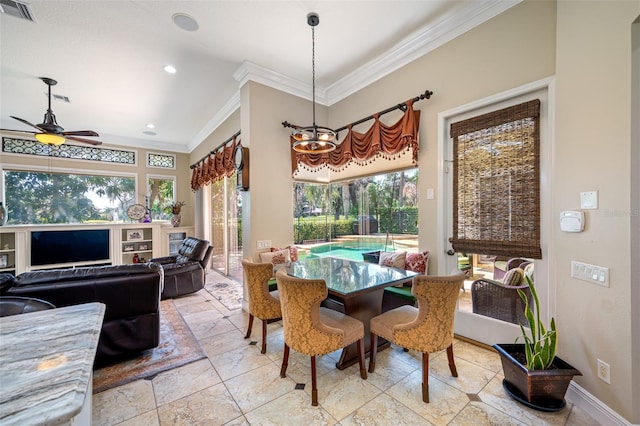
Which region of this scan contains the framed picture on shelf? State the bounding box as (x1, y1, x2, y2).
(137, 243, 149, 251)
(0, 254, 7, 268)
(126, 229, 144, 241)
(123, 244, 135, 252)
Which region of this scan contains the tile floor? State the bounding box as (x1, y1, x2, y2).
(92, 271, 601, 426)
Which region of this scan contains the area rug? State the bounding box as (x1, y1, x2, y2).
(93, 299, 205, 393)
(204, 280, 243, 310)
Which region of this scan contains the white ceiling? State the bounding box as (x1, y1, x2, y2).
(0, 0, 518, 154)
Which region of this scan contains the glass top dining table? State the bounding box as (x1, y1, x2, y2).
(280, 256, 418, 369)
(282, 256, 418, 298)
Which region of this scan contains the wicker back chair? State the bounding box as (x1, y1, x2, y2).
(471, 278, 533, 325)
(493, 257, 531, 280)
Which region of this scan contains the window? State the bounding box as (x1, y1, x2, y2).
(147, 175, 176, 220)
(450, 99, 541, 259)
(3, 169, 135, 224)
(293, 169, 418, 257)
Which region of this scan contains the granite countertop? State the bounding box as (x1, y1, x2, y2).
(0, 302, 105, 426)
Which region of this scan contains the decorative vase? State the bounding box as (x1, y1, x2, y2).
(0, 202, 6, 226)
(493, 343, 581, 411)
(171, 214, 181, 227)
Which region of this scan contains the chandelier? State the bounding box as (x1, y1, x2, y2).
(291, 13, 337, 154)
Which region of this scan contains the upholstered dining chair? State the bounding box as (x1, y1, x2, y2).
(369, 270, 466, 403)
(241, 259, 282, 354)
(275, 269, 367, 406)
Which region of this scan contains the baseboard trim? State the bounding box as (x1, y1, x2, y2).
(567, 382, 634, 426)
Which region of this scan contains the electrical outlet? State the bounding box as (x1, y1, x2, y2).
(597, 359, 610, 384)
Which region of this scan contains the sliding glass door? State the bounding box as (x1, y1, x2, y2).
(210, 175, 243, 281)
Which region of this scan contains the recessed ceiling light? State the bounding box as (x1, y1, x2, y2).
(164, 65, 176, 74)
(172, 13, 199, 31)
(143, 131, 157, 136)
(146, 123, 156, 129)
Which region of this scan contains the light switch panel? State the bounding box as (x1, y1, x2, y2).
(426, 188, 434, 200)
(256, 240, 271, 249)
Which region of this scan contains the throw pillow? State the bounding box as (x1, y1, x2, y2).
(405, 250, 430, 274)
(260, 249, 291, 265)
(502, 267, 525, 286)
(271, 245, 298, 262)
(378, 251, 407, 269)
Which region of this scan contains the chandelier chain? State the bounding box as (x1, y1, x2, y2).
(311, 25, 316, 128)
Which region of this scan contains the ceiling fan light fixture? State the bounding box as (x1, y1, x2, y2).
(291, 12, 337, 155)
(35, 133, 65, 145)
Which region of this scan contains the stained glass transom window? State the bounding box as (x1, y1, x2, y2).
(2, 137, 136, 164)
(147, 152, 176, 169)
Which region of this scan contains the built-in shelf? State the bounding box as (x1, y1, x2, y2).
(0, 231, 17, 275)
(0, 223, 182, 274)
(160, 226, 194, 257)
(120, 226, 155, 264)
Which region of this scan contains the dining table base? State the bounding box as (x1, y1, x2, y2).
(323, 288, 390, 370)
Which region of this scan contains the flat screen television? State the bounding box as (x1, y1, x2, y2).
(31, 229, 110, 266)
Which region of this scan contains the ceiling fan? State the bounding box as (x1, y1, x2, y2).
(1, 77, 102, 146)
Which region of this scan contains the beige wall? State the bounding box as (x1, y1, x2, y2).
(555, 1, 639, 420)
(240, 81, 318, 260)
(189, 109, 241, 164)
(329, 0, 557, 272)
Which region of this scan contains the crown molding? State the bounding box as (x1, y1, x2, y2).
(235, 0, 520, 108)
(233, 61, 326, 104)
(188, 91, 241, 152)
(325, 0, 521, 104)
(194, 0, 520, 149)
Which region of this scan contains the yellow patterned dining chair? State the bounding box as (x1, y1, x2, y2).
(241, 259, 282, 354)
(369, 270, 466, 403)
(275, 269, 367, 406)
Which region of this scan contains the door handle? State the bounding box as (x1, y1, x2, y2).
(447, 237, 455, 255)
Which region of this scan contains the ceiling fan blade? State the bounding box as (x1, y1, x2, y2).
(0, 128, 36, 136)
(65, 135, 102, 146)
(62, 130, 100, 137)
(10, 116, 45, 132)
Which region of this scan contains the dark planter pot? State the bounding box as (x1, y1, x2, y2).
(494, 343, 581, 411)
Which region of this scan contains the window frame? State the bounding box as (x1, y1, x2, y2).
(2, 162, 138, 225)
(146, 174, 177, 220)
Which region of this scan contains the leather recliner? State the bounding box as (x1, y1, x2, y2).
(150, 237, 213, 299)
(3, 263, 163, 362)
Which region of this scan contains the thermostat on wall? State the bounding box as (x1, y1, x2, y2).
(560, 211, 584, 232)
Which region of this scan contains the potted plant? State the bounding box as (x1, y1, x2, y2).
(493, 274, 581, 411)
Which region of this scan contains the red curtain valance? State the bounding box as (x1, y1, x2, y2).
(291, 99, 420, 175)
(191, 135, 240, 191)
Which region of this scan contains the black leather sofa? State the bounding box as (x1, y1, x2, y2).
(2, 263, 163, 362)
(150, 237, 213, 299)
